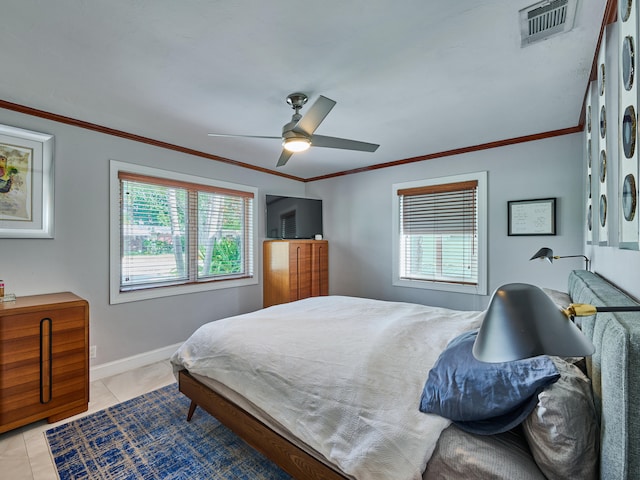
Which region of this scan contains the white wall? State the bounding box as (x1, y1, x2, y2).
(307, 133, 586, 311)
(0, 108, 305, 366)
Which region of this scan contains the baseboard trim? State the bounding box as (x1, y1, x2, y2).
(90, 342, 184, 381)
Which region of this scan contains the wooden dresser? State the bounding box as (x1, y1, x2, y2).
(263, 240, 328, 307)
(0, 292, 89, 433)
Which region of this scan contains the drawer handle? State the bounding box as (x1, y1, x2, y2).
(40, 317, 52, 404)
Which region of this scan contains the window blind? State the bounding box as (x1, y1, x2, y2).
(119, 172, 253, 292)
(398, 180, 478, 285)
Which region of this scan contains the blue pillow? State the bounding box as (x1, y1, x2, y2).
(419, 330, 560, 435)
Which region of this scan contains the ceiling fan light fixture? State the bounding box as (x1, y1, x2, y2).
(209, 93, 378, 167)
(283, 137, 311, 152)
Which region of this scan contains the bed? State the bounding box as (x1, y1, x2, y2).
(171, 270, 640, 479)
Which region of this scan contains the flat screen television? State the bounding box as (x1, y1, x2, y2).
(265, 195, 323, 239)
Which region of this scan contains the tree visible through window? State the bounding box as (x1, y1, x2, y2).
(119, 172, 254, 292)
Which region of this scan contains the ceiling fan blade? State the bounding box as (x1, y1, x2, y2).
(294, 95, 336, 135)
(310, 134, 379, 152)
(276, 150, 294, 167)
(208, 133, 280, 140)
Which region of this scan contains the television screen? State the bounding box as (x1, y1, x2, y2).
(265, 195, 323, 239)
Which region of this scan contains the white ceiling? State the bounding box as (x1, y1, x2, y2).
(0, 0, 606, 180)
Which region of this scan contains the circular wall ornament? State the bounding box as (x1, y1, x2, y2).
(587, 105, 592, 133)
(621, 0, 633, 22)
(600, 194, 607, 227)
(587, 174, 591, 199)
(623, 36, 635, 91)
(600, 105, 606, 138)
(622, 105, 636, 158)
(623, 174, 637, 221)
(600, 150, 607, 183)
(588, 139, 592, 168)
(587, 204, 592, 232)
(599, 63, 606, 96)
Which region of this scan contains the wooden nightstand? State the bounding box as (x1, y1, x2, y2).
(0, 292, 89, 433)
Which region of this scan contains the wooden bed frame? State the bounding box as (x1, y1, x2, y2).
(179, 370, 347, 480)
(178, 270, 640, 480)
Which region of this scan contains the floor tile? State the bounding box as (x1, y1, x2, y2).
(25, 433, 57, 480)
(101, 359, 176, 402)
(0, 430, 33, 480)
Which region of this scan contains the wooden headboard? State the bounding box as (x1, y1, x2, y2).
(567, 270, 640, 480)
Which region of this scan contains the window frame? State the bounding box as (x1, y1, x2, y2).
(392, 171, 487, 295)
(109, 160, 258, 304)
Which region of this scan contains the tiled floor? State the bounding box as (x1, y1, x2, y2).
(0, 360, 177, 480)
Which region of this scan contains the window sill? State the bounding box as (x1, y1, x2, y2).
(392, 277, 487, 296)
(110, 276, 258, 304)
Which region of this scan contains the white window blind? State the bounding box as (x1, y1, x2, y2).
(119, 172, 254, 292)
(398, 180, 478, 286)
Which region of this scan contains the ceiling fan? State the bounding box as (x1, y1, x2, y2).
(208, 93, 380, 167)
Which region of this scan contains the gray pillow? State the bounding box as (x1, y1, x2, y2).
(542, 287, 586, 330)
(522, 357, 599, 480)
(542, 287, 572, 309)
(425, 425, 547, 480)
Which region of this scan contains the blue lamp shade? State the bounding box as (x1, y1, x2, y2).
(472, 283, 595, 363)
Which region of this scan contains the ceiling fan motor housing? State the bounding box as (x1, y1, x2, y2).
(282, 114, 303, 134)
(282, 109, 309, 150)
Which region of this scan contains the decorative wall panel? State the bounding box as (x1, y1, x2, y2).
(598, 32, 609, 245)
(619, 0, 640, 249)
(586, 81, 594, 245)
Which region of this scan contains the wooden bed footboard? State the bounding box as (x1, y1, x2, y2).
(178, 370, 349, 480)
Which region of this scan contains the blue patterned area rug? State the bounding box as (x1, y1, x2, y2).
(46, 383, 291, 479)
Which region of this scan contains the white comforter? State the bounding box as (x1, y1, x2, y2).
(171, 296, 484, 480)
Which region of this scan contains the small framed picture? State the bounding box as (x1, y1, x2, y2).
(508, 198, 556, 236)
(0, 124, 54, 238)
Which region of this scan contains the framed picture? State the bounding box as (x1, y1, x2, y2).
(0, 124, 54, 238)
(508, 198, 556, 236)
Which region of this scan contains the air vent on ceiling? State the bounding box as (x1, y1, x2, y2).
(520, 0, 577, 46)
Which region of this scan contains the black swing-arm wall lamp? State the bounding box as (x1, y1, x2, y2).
(529, 247, 590, 271)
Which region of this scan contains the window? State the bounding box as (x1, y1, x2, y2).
(110, 161, 257, 304)
(392, 172, 487, 295)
